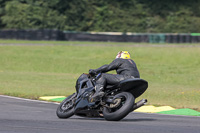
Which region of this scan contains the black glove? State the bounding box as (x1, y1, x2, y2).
(89, 69, 97, 76)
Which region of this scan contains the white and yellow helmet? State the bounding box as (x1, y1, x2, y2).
(116, 51, 131, 59)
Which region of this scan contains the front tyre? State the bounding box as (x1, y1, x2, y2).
(56, 93, 76, 119)
(103, 92, 135, 121)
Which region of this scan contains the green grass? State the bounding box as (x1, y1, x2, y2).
(0, 40, 200, 111)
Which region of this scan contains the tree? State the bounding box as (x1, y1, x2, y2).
(2, 0, 66, 29)
(1, 0, 200, 33)
(0, 0, 12, 28)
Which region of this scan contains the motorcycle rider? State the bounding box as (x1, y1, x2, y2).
(89, 51, 140, 100)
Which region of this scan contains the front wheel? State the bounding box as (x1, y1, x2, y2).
(103, 92, 135, 121)
(56, 93, 76, 119)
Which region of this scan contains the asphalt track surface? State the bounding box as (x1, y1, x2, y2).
(0, 95, 200, 133)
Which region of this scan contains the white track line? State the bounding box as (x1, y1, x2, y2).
(0, 95, 59, 104)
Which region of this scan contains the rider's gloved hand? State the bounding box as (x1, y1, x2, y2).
(89, 69, 97, 76)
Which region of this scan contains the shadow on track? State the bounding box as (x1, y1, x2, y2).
(121, 118, 157, 122)
(69, 117, 157, 122)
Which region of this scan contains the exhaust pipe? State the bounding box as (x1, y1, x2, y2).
(132, 99, 148, 111)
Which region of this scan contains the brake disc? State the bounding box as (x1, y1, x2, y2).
(109, 98, 121, 108)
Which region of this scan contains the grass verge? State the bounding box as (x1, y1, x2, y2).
(0, 40, 200, 110)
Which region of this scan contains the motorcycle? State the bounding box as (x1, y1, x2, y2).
(56, 73, 148, 121)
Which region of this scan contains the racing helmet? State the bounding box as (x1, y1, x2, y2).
(116, 51, 131, 59)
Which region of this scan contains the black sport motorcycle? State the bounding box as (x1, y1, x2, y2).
(56, 73, 148, 121)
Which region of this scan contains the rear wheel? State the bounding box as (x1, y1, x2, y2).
(56, 93, 76, 119)
(103, 92, 135, 121)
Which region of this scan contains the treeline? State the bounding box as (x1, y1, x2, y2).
(0, 0, 200, 33)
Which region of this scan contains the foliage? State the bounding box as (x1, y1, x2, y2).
(0, 0, 200, 32)
(1, 0, 66, 29)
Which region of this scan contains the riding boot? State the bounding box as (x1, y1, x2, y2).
(90, 84, 105, 101)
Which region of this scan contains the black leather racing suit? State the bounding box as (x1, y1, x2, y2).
(92, 58, 140, 90)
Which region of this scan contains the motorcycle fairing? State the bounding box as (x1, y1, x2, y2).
(74, 86, 101, 117)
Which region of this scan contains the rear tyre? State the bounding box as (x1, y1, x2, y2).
(103, 92, 135, 121)
(56, 93, 76, 119)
